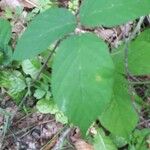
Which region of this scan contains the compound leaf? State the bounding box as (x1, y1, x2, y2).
(13, 8, 76, 60)
(52, 33, 114, 135)
(79, 0, 150, 27)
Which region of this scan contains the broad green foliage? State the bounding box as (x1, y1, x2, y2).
(52, 33, 114, 134)
(13, 8, 76, 60)
(0, 19, 11, 49)
(11, 1, 150, 142)
(93, 129, 117, 150)
(100, 74, 138, 138)
(112, 29, 150, 75)
(79, 0, 150, 27)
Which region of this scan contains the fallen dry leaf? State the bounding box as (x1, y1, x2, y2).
(0, 0, 39, 10)
(0, 0, 21, 10)
(20, 0, 39, 8)
(74, 139, 94, 150)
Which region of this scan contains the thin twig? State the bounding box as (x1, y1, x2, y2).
(130, 80, 150, 85)
(6, 119, 55, 139)
(40, 126, 67, 150)
(124, 17, 145, 75)
(25, 0, 39, 7)
(129, 16, 145, 41)
(52, 127, 71, 150)
(123, 18, 145, 115)
(34, 39, 61, 81)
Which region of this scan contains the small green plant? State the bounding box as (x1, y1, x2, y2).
(2, 0, 150, 147)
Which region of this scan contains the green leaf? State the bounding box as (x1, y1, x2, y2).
(0, 51, 4, 64)
(52, 33, 115, 134)
(13, 8, 76, 60)
(36, 99, 58, 114)
(100, 74, 138, 138)
(111, 48, 124, 74)
(8, 71, 26, 93)
(36, 98, 68, 124)
(110, 135, 128, 148)
(55, 112, 68, 124)
(34, 80, 50, 99)
(0, 19, 12, 65)
(112, 29, 150, 75)
(22, 59, 41, 79)
(0, 19, 11, 49)
(34, 88, 46, 99)
(129, 129, 150, 150)
(2, 46, 13, 65)
(0, 70, 26, 91)
(0, 70, 26, 103)
(128, 30, 150, 75)
(0, 71, 12, 87)
(79, 0, 150, 27)
(8, 90, 26, 104)
(93, 129, 117, 150)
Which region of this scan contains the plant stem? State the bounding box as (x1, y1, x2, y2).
(10, 39, 61, 120)
(130, 80, 150, 85)
(34, 39, 61, 81)
(129, 16, 145, 41)
(124, 17, 145, 114)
